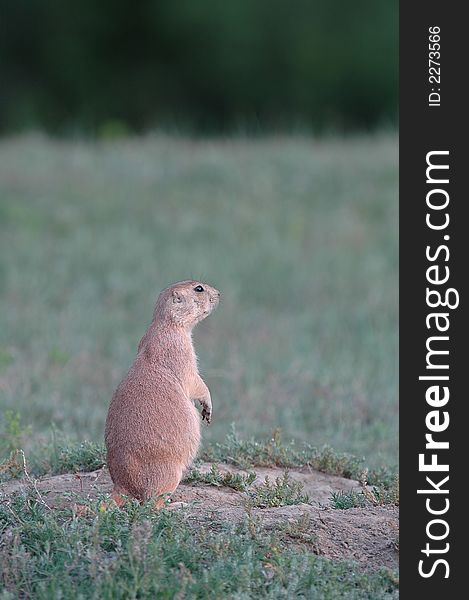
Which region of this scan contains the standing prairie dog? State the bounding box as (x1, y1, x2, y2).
(105, 280, 220, 507)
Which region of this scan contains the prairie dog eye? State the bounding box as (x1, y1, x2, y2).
(194, 285, 204, 292)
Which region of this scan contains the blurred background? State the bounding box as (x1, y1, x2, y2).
(0, 1, 398, 469)
(0, 0, 397, 135)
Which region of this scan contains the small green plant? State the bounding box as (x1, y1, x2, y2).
(202, 427, 297, 468)
(366, 466, 399, 490)
(247, 471, 309, 508)
(330, 490, 367, 510)
(367, 482, 400, 506)
(0, 449, 24, 480)
(331, 473, 399, 509)
(360, 471, 400, 507)
(309, 444, 364, 479)
(0, 410, 32, 457)
(202, 427, 367, 481)
(278, 512, 319, 547)
(44, 438, 106, 475)
(185, 463, 256, 492)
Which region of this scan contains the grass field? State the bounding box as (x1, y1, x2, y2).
(0, 133, 398, 598)
(0, 132, 397, 468)
(0, 491, 398, 599)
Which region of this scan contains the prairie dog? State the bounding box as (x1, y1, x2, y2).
(105, 280, 220, 506)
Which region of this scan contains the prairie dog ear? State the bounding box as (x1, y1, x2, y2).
(172, 289, 184, 303)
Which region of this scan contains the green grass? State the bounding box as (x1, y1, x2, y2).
(0, 132, 398, 471)
(0, 490, 398, 599)
(201, 428, 397, 489)
(330, 485, 400, 511)
(246, 472, 310, 508)
(185, 463, 257, 492)
(1, 427, 397, 493)
(202, 428, 365, 475)
(330, 469, 399, 510)
(330, 490, 368, 510)
(187, 466, 310, 509)
(185, 462, 313, 508)
(0, 432, 399, 598)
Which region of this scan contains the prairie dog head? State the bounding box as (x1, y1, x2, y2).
(155, 280, 220, 328)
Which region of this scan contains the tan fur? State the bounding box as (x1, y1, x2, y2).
(105, 280, 220, 507)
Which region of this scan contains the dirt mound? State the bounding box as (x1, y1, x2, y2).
(0, 463, 398, 571)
